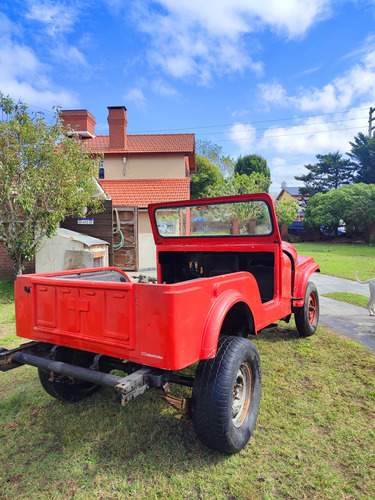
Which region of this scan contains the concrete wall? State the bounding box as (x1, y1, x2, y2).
(36, 233, 109, 273)
(103, 155, 186, 180)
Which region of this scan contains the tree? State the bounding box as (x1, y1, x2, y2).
(303, 192, 343, 236)
(206, 173, 270, 198)
(274, 198, 299, 226)
(303, 183, 375, 240)
(206, 173, 296, 224)
(295, 152, 354, 199)
(339, 183, 375, 236)
(0, 94, 103, 278)
(190, 154, 223, 199)
(196, 139, 235, 177)
(234, 154, 270, 180)
(347, 132, 375, 184)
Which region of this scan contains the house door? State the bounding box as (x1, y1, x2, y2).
(113, 206, 138, 271)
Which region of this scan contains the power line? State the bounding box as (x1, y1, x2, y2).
(195, 116, 367, 137)
(132, 107, 368, 134)
(213, 125, 367, 143)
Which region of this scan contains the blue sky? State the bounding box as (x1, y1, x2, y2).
(1, 0, 375, 193)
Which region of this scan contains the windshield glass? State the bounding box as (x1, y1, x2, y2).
(154, 199, 273, 238)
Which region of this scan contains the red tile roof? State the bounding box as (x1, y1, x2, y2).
(85, 133, 195, 155)
(98, 179, 191, 208)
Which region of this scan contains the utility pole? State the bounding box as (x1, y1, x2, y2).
(368, 107, 375, 137)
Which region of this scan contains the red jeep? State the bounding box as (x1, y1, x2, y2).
(1, 193, 319, 454)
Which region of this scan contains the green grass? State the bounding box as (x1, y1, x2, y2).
(323, 292, 369, 308)
(0, 282, 15, 331)
(0, 281, 14, 303)
(0, 281, 374, 499)
(293, 243, 375, 280)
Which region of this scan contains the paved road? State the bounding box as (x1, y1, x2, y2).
(311, 273, 375, 353)
(128, 270, 375, 353)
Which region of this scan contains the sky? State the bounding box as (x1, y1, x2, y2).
(1, 0, 375, 193)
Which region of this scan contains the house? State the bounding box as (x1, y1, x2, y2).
(60, 107, 195, 270)
(276, 181, 304, 221)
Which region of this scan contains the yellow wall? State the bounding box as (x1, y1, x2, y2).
(138, 210, 152, 234)
(103, 155, 186, 180)
(278, 190, 294, 203)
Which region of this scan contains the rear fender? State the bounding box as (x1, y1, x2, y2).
(294, 259, 320, 308)
(199, 289, 256, 359)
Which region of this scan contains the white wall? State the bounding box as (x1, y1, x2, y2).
(138, 210, 156, 269)
(36, 231, 109, 273)
(138, 233, 157, 269)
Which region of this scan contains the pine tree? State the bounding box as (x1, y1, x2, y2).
(295, 152, 354, 199)
(347, 132, 375, 184)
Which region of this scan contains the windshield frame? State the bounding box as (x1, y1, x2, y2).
(149, 193, 281, 246)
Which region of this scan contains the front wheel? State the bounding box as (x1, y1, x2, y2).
(192, 335, 262, 454)
(295, 281, 319, 337)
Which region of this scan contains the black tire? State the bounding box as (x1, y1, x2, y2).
(38, 349, 100, 402)
(191, 335, 262, 454)
(38, 369, 100, 402)
(295, 281, 319, 337)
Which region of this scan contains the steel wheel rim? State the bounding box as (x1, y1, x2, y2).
(308, 292, 317, 325)
(232, 362, 252, 428)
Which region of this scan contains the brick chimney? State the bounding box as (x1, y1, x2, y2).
(107, 106, 128, 150)
(60, 109, 96, 138)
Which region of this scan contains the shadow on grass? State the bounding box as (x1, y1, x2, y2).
(257, 323, 301, 343)
(0, 369, 231, 497)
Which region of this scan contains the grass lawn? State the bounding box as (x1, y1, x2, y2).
(293, 243, 375, 280)
(1, 282, 374, 499)
(323, 292, 369, 309)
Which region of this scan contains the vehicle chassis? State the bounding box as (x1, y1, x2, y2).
(0, 341, 193, 409)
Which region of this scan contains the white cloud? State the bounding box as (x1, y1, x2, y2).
(0, 79, 78, 110)
(230, 122, 257, 154)
(151, 0, 331, 38)
(228, 115, 363, 158)
(259, 44, 375, 113)
(261, 116, 364, 155)
(252, 41, 375, 166)
(228, 108, 367, 188)
(291, 65, 322, 79)
(50, 45, 89, 68)
(0, 12, 21, 38)
(24, 1, 90, 72)
(151, 79, 178, 97)
(123, 88, 146, 108)
(258, 82, 288, 109)
(0, 14, 78, 109)
(268, 157, 306, 193)
(133, 0, 330, 84)
(25, 0, 78, 37)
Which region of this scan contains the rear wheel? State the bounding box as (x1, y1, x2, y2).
(295, 281, 319, 337)
(38, 349, 100, 402)
(192, 335, 262, 454)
